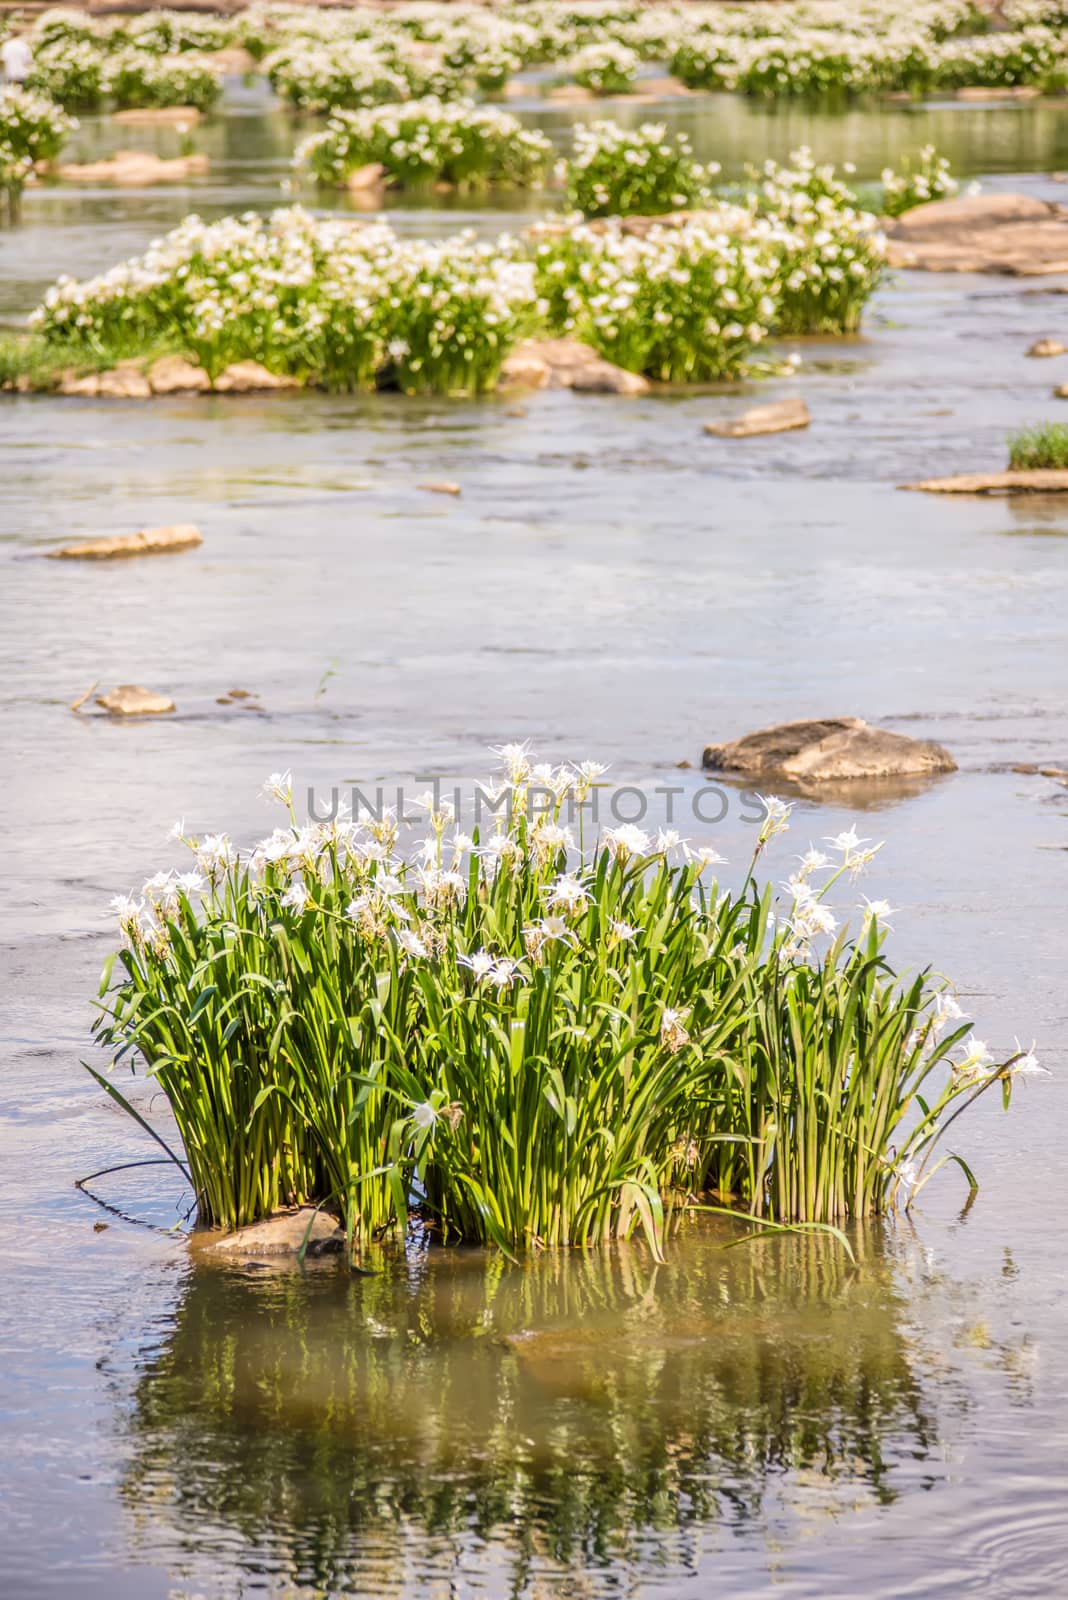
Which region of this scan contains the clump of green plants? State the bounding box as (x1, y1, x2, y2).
(568, 40, 639, 95)
(103, 48, 222, 112)
(564, 119, 716, 218)
(1007, 421, 1068, 469)
(0, 85, 75, 216)
(90, 749, 1040, 1256)
(295, 98, 552, 190)
(881, 145, 961, 217)
(27, 40, 106, 113)
(532, 215, 780, 381)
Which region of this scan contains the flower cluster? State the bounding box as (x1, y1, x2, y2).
(103, 48, 222, 112)
(563, 119, 716, 219)
(532, 212, 780, 382)
(880, 145, 962, 217)
(29, 207, 539, 395)
(296, 97, 552, 189)
(93, 745, 1040, 1248)
(567, 40, 640, 95)
(0, 86, 75, 198)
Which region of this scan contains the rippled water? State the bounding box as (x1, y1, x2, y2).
(1, 88, 1067, 1599)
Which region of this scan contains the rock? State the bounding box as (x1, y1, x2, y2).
(1027, 338, 1065, 357)
(111, 106, 203, 127)
(498, 346, 552, 389)
(47, 524, 202, 560)
(202, 46, 256, 75)
(212, 361, 300, 393)
(345, 161, 385, 192)
(58, 362, 151, 398)
(419, 480, 461, 495)
(499, 337, 647, 394)
(704, 397, 810, 438)
(544, 84, 596, 103)
(702, 717, 957, 782)
(57, 150, 209, 186)
(640, 74, 694, 97)
(1055, 383, 1068, 398)
(885, 193, 1068, 275)
(195, 1207, 344, 1259)
(955, 85, 1040, 101)
(147, 354, 211, 394)
(95, 685, 176, 716)
(903, 470, 1068, 494)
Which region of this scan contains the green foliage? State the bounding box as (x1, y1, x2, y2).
(296, 97, 552, 189)
(91, 757, 1027, 1252)
(564, 119, 714, 219)
(1007, 421, 1068, 470)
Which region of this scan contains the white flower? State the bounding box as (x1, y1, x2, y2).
(490, 740, 533, 783)
(261, 770, 293, 805)
(396, 928, 429, 960)
(1011, 1039, 1049, 1079)
(457, 949, 497, 980)
(825, 826, 867, 854)
(280, 881, 309, 913)
(168, 818, 186, 841)
(603, 824, 651, 860)
(796, 848, 829, 874)
(544, 873, 589, 913)
(411, 1100, 437, 1130)
(609, 919, 639, 943)
(688, 845, 726, 872)
(660, 1006, 690, 1054)
(757, 795, 793, 842)
(861, 897, 895, 927)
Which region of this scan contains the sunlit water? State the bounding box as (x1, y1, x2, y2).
(1, 87, 1067, 1599)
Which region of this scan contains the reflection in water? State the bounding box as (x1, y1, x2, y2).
(119, 1223, 947, 1596)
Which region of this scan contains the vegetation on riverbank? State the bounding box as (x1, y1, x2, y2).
(1008, 421, 1068, 468)
(91, 752, 1037, 1253)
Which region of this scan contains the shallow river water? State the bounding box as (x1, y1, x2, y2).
(1, 88, 1067, 1599)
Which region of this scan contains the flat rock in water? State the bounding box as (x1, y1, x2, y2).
(1027, 338, 1065, 357)
(702, 717, 957, 781)
(499, 337, 647, 394)
(95, 685, 176, 716)
(213, 361, 300, 393)
(345, 161, 385, 192)
(58, 362, 151, 399)
(544, 84, 596, 102)
(419, 480, 461, 495)
(903, 470, 1068, 494)
(196, 1208, 343, 1258)
(704, 397, 810, 437)
(111, 106, 202, 127)
(48, 523, 202, 560)
(885, 193, 1068, 275)
(1055, 384, 1068, 398)
(147, 355, 211, 394)
(57, 150, 209, 186)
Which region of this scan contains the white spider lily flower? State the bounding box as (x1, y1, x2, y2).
(660, 1006, 690, 1054)
(825, 826, 867, 855)
(861, 897, 895, 927)
(603, 824, 651, 861)
(410, 1100, 437, 1130)
(174, 871, 206, 895)
(1011, 1039, 1049, 1079)
(486, 957, 522, 988)
(789, 899, 838, 942)
(490, 740, 533, 783)
(892, 1156, 920, 1196)
(796, 848, 830, 874)
(396, 928, 429, 961)
(757, 795, 793, 844)
(457, 949, 497, 981)
(544, 873, 590, 914)
(609, 919, 639, 943)
(168, 818, 186, 842)
(280, 881, 310, 914)
(196, 834, 235, 877)
(688, 845, 726, 872)
(655, 828, 684, 854)
(261, 770, 293, 805)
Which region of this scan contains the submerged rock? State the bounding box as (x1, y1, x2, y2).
(903, 470, 1068, 494)
(1027, 338, 1065, 357)
(702, 717, 956, 781)
(58, 362, 151, 399)
(95, 685, 176, 716)
(885, 193, 1068, 276)
(147, 355, 211, 394)
(195, 1207, 344, 1259)
(704, 397, 810, 438)
(57, 150, 209, 186)
(212, 361, 301, 393)
(111, 106, 203, 127)
(500, 337, 648, 395)
(48, 524, 202, 560)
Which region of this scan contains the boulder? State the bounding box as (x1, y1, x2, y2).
(47, 524, 202, 560)
(1055, 383, 1068, 399)
(195, 1207, 344, 1259)
(147, 354, 211, 394)
(955, 85, 1040, 101)
(202, 46, 256, 75)
(57, 150, 209, 186)
(95, 685, 176, 716)
(639, 74, 694, 97)
(419, 480, 461, 496)
(1027, 338, 1065, 357)
(903, 470, 1068, 494)
(345, 161, 385, 192)
(58, 362, 152, 399)
(212, 361, 300, 393)
(704, 397, 810, 438)
(111, 106, 202, 127)
(499, 336, 647, 394)
(885, 193, 1068, 275)
(702, 717, 957, 781)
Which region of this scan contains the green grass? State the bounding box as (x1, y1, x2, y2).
(1008, 422, 1068, 470)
